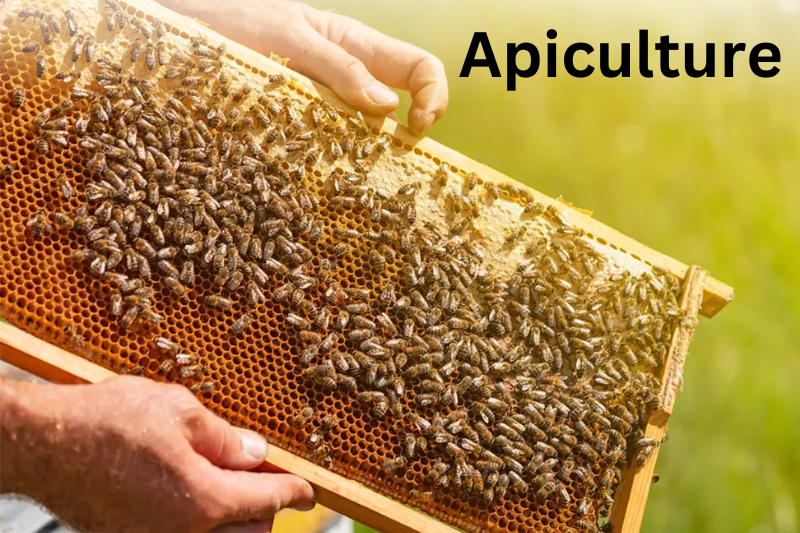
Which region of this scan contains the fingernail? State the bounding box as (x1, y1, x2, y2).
(292, 500, 316, 512)
(419, 111, 436, 133)
(239, 430, 268, 462)
(365, 81, 398, 107)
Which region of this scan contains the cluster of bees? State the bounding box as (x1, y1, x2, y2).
(7, 4, 685, 532)
(15, 1, 171, 156)
(152, 336, 216, 393)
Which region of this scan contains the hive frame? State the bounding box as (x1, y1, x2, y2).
(0, 0, 728, 530)
(0, 266, 707, 533)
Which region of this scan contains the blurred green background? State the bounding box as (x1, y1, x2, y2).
(302, 0, 800, 532)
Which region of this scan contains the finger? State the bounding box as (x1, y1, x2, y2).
(184, 409, 268, 471)
(213, 471, 316, 521)
(211, 519, 273, 533)
(302, 7, 448, 135)
(284, 27, 400, 115)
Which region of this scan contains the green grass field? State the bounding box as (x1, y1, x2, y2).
(303, 1, 800, 531)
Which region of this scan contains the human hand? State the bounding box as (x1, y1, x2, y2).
(162, 0, 448, 135)
(0, 376, 314, 533)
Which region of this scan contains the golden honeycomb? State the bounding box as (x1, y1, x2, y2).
(0, 1, 694, 533)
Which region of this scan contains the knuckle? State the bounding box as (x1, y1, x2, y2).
(340, 56, 366, 80)
(430, 55, 446, 74)
(168, 383, 198, 405)
(420, 53, 445, 78)
(191, 480, 231, 525)
(196, 497, 228, 526)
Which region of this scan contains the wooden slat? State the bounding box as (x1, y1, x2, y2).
(0, 322, 116, 384)
(0, 321, 460, 533)
(608, 266, 708, 533)
(656, 267, 709, 423)
(259, 448, 460, 533)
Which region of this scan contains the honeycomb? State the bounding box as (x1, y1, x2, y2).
(0, 2, 693, 533)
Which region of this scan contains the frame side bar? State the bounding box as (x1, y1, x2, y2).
(608, 266, 708, 533)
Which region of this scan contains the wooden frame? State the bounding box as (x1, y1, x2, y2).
(0, 0, 730, 531)
(1, 266, 708, 533)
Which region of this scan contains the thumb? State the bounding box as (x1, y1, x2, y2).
(288, 28, 399, 115)
(185, 409, 268, 470)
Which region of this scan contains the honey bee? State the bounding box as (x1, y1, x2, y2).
(10, 87, 25, 108)
(119, 304, 140, 328)
(67, 34, 86, 62)
(107, 292, 123, 317)
(205, 294, 232, 309)
(163, 276, 187, 297)
(408, 490, 435, 502)
(153, 337, 181, 354)
(39, 19, 52, 45)
(369, 248, 386, 270)
(178, 363, 205, 379)
(175, 353, 198, 366)
(18, 7, 44, 21)
(523, 201, 545, 216)
(191, 381, 217, 394)
(153, 18, 165, 39)
(155, 41, 168, 67)
(130, 18, 152, 39)
(105, 10, 117, 32)
(64, 9, 78, 36)
(130, 38, 142, 63)
(320, 414, 339, 431)
(158, 359, 174, 374)
(145, 43, 156, 70)
(382, 456, 407, 474)
(54, 69, 79, 83)
(84, 36, 95, 63)
(231, 313, 253, 334)
(22, 40, 41, 53)
(266, 73, 286, 87)
(44, 13, 61, 35)
(35, 52, 46, 79)
(331, 242, 350, 257)
(292, 405, 315, 428)
(306, 430, 324, 451)
(232, 83, 252, 103)
(287, 313, 311, 329)
(52, 177, 75, 202)
(505, 226, 527, 245)
(25, 211, 52, 238)
(33, 136, 50, 155)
